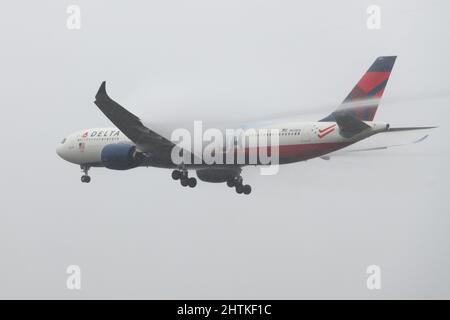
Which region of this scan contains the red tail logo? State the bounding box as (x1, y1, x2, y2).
(317, 124, 336, 138)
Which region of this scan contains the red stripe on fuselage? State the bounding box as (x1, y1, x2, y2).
(277, 142, 351, 162)
(238, 141, 352, 165)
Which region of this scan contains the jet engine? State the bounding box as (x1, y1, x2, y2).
(101, 143, 143, 170)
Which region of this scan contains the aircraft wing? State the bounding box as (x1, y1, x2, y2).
(94, 81, 175, 153)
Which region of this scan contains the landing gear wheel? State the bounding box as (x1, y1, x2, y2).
(226, 178, 235, 188)
(180, 177, 189, 187)
(171, 170, 181, 180)
(188, 177, 197, 188)
(80, 165, 91, 183)
(243, 184, 251, 195)
(175, 168, 197, 189)
(235, 184, 244, 194)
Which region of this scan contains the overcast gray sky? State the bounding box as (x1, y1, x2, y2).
(0, 0, 449, 299)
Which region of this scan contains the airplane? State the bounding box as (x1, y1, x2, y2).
(56, 56, 436, 195)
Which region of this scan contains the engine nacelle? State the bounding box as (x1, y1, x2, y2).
(101, 143, 141, 170)
(196, 168, 240, 183)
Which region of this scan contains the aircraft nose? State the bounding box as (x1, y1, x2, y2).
(56, 144, 67, 160)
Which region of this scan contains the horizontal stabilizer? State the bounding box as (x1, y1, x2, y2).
(386, 126, 437, 132)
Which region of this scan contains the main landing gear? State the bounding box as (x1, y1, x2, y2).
(171, 169, 197, 188)
(80, 165, 91, 183)
(226, 176, 251, 195)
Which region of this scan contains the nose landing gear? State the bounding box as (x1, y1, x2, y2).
(80, 165, 91, 183)
(172, 169, 197, 188)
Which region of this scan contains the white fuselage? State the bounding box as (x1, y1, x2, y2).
(56, 121, 388, 168)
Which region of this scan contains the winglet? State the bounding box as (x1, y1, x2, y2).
(95, 81, 107, 100)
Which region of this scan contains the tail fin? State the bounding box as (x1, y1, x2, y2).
(320, 56, 397, 122)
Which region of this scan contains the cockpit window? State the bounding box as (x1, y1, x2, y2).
(61, 138, 67, 144)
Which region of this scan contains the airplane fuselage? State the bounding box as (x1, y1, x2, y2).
(56, 121, 389, 168)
